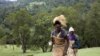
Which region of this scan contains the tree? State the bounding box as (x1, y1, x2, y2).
(30, 12, 52, 52)
(84, 1, 100, 47)
(4, 9, 33, 53)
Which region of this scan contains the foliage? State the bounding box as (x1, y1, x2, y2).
(4, 9, 33, 53)
(0, 0, 100, 53)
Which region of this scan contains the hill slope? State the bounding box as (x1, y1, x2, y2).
(0, 45, 100, 56)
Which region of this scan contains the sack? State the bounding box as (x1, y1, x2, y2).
(54, 37, 65, 45)
(72, 39, 80, 49)
(72, 35, 80, 49)
(54, 32, 65, 45)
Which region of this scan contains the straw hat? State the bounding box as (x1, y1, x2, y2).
(53, 15, 67, 27)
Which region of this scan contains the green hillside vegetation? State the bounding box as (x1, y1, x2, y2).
(0, 0, 100, 53)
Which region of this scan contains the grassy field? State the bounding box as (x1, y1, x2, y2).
(0, 45, 100, 56)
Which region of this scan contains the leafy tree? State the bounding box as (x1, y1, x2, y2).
(30, 12, 52, 52)
(4, 9, 33, 53)
(84, 1, 100, 47)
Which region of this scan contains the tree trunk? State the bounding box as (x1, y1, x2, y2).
(22, 43, 26, 53)
(19, 32, 27, 53)
(41, 46, 48, 52)
(21, 37, 27, 53)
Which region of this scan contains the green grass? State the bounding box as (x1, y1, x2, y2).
(0, 45, 100, 56)
(78, 47, 100, 56)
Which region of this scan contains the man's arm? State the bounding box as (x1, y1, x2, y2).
(49, 37, 55, 52)
(63, 35, 69, 56)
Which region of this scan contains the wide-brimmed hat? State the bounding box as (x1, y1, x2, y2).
(53, 15, 67, 27)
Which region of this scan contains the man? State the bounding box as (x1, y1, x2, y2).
(51, 15, 69, 56)
(67, 27, 79, 56)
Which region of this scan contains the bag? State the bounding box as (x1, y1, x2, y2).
(54, 37, 65, 45)
(72, 35, 80, 49)
(54, 32, 65, 45)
